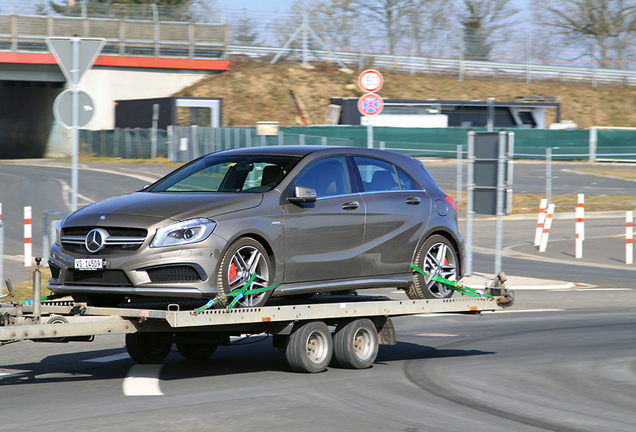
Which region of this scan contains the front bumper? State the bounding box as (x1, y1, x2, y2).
(47, 237, 226, 299)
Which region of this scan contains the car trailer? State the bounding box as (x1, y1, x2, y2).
(0, 264, 514, 373)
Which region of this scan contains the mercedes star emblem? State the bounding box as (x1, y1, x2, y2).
(85, 228, 109, 253)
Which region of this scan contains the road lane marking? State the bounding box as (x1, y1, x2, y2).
(82, 352, 130, 363)
(123, 364, 164, 396)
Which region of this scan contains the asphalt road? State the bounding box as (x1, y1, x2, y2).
(0, 159, 635, 431)
(1, 301, 635, 432)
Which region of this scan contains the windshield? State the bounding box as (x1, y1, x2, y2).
(149, 155, 300, 193)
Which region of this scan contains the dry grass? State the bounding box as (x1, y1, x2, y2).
(57, 155, 181, 168)
(569, 168, 636, 181)
(4, 268, 54, 302)
(456, 192, 636, 215)
(178, 58, 636, 129)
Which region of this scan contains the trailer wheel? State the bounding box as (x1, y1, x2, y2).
(176, 343, 218, 360)
(406, 235, 458, 299)
(126, 333, 171, 364)
(332, 319, 379, 369)
(285, 321, 333, 373)
(216, 237, 274, 308)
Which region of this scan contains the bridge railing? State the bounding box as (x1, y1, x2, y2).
(0, 14, 227, 59)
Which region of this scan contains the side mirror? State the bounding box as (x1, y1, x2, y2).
(288, 185, 317, 204)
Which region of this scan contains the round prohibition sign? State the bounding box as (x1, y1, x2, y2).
(358, 93, 384, 116)
(358, 69, 384, 93)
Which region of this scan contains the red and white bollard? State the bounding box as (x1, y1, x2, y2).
(576, 194, 585, 241)
(24, 206, 32, 267)
(627, 211, 633, 265)
(539, 203, 555, 252)
(534, 199, 547, 246)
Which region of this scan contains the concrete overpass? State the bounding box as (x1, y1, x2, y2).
(0, 13, 229, 158)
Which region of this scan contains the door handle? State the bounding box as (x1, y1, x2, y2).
(406, 197, 421, 205)
(342, 201, 360, 211)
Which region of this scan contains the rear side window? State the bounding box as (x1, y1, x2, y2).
(354, 156, 420, 192)
(293, 156, 351, 198)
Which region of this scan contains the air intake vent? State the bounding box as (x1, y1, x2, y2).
(146, 266, 202, 283)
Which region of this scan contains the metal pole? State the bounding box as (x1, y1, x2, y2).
(0, 222, 3, 293)
(151, 103, 159, 160)
(367, 125, 373, 148)
(465, 131, 475, 275)
(487, 97, 494, 132)
(42, 212, 49, 265)
(33, 258, 42, 322)
(546, 147, 552, 205)
(71, 36, 80, 212)
(456, 144, 463, 205)
(589, 127, 597, 162)
(495, 132, 506, 275)
(506, 132, 515, 215)
(302, 10, 308, 65)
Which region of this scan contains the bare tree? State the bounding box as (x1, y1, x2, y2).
(535, 0, 636, 69)
(353, 0, 419, 55)
(456, 0, 519, 59)
(403, 0, 454, 56)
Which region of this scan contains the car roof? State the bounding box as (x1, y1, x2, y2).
(208, 145, 331, 158)
(206, 146, 417, 164)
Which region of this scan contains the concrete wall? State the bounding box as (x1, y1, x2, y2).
(79, 67, 209, 131)
(45, 67, 210, 156)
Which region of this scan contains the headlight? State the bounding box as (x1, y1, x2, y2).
(55, 219, 63, 246)
(150, 218, 216, 248)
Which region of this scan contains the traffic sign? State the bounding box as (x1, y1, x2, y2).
(358, 93, 384, 116)
(46, 37, 105, 85)
(54, 89, 95, 129)
(358, 69, 384, 93)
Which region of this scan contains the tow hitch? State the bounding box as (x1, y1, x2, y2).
(411, 264, 515, 308)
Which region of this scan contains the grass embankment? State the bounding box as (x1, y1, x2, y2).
(6, 268, 54, 302)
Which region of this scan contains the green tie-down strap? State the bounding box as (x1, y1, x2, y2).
(410, 263, 492, 298)
(193, 274, 283, 315)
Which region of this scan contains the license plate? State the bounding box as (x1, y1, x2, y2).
(75, 258, 103, 271)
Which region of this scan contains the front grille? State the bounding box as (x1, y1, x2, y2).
(146, 266, 202, 283)
(64, 270, 133, 287)
(61, 226, 147, 256)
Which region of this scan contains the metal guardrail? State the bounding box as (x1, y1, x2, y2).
(0, 14, 227, 59)
(227, 44, 636, 86)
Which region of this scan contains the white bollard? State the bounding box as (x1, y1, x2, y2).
(534, 198, 547, 246)
(577, 193, 585, 241)
(627, 211, 633, 265)
(24, 206, 32, 267)
(539, 203, 555, 252)
(575, 203, 584, 258)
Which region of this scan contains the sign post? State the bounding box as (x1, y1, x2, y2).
(46, 37, 105, 212)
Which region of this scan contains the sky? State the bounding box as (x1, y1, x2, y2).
(217, 0, 295, 14)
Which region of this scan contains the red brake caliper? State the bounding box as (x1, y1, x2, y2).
(229, 262, 238, 286)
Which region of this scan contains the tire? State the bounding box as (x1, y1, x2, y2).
(285, 321, 333, 373)
(176, 343, 218, 360)
(216, 237, 274, 308)
(125, 333, 172, 364)
(406, 234, 459, 300)
(332, 319, 378, 369)
(72, 293, 125, 307)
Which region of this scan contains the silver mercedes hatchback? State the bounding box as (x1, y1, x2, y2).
(48, 146, 463, 307)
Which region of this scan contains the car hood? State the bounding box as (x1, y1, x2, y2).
(64, 192, 264, 226)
